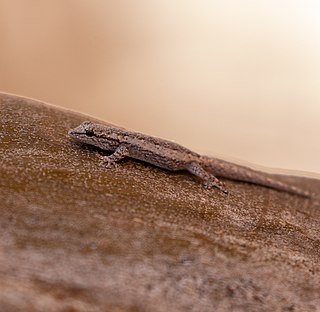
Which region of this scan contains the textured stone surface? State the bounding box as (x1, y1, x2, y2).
(0, 92, 320, 312)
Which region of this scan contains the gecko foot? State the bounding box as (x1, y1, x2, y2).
(98, 155, 118, 169)
(204, 180, 228, 194)
(186, 161, 229, 194)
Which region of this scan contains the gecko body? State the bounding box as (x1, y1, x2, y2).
(68, 121, 310, 197)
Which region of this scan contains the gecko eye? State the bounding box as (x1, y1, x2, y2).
(85, 128, 94, 136)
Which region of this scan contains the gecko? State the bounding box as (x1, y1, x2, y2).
(68, 121, 311, 197)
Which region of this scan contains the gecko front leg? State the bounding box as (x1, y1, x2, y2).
(186, 161, 228, 194)
(99, 144, 129, 168)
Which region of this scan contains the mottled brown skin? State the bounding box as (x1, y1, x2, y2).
(68, 121, 310, 197)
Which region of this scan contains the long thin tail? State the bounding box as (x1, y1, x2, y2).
(200, 156, 311, 197)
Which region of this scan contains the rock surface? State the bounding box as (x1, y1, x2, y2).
(0, 92, 320, 312)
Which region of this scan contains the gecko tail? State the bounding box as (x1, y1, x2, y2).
(200, 156, 311, 198)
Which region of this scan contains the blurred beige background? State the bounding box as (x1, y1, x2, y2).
(1, 1, 319, 175)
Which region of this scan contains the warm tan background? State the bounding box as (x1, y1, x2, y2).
(1, 1, 319, 175)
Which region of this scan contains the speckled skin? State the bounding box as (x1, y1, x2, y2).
(68, 121, 310, 197)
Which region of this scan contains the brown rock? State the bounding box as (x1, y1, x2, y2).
(1, 93, 320, 311)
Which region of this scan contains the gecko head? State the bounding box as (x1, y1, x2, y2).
(68, 121, 95, 139)
(67, 121, 120, 151)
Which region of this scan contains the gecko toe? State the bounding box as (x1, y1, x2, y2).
(204, 181, 228, 194)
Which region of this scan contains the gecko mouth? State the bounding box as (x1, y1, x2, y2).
(67, 128, 86, 140)
(68, 129, 80, 136)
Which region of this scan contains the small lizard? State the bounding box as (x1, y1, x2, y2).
(68, 121, 310, 197)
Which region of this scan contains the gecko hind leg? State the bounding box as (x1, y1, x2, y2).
(186, 161, 228, 194)
(98, 145, 129, 168)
